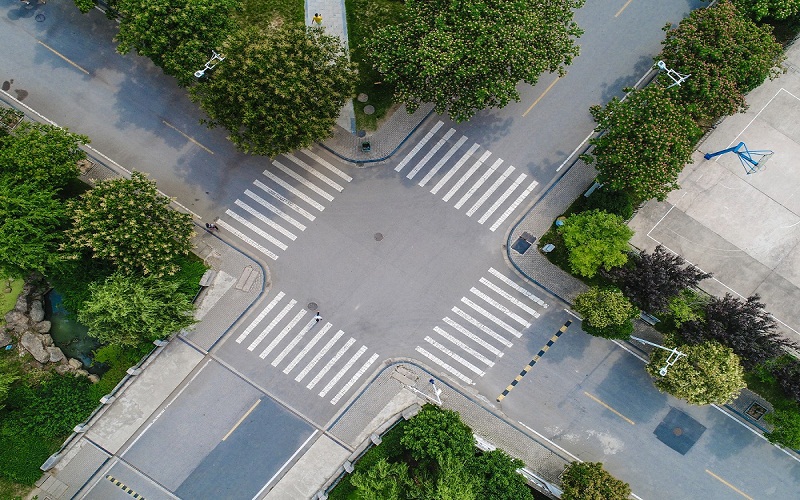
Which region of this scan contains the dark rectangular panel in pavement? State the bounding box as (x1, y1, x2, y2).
(654, 407, 706, 455)
(174, 395, 315, 499)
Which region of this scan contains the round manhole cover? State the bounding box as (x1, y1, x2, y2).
(363, 105, 375, 115)
(307, 302, 318, 310)
(357, 129, 366, 138)
(374, 233, 383, 241)
(673, 427, 683, 436)
(357, 93, 369, 102)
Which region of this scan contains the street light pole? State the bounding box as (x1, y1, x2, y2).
(406, 378, 443, 405)
(630, 336, 686, 376)
(656, 60, 690, 88)
(194, 50, 225, 79)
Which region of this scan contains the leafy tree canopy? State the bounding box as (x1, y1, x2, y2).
(648, 339, 746, 405)
(64, 172, 195, 277)
(400, 404, 474, 466)
(586, 85, 701, 201)
(680, 294, 795, 369)
(0, 122, 87, 190)
(191, 25, 356, 157)
(560, 461, 631, 500)
(366, 0, 584, 122)
(558, 209, 633, 278)
(606, 245, 711, 314)
(115, 0, 240, 87)
(573, 287, 638, 339)
(765, 401, 800, 449)
(659, 1, 785, 120)
(770, 356, 800, 404)
(467, 449, 533, 500)
(733, 0, 800, 20)
(0, 180, 67, 277)
(350, 457, 410, 500)
(0, 355, 20, 412)
(78, 272, 195, 347)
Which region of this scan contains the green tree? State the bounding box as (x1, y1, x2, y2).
(764, 401, 800, 449)
(659, 1, 785, 121)
(586, 85, 701, 202)
(558, 210, 633, 278)
(467, 450, 533, 500)
(191, 25, 356, 157)
(0, 356, 20, 411)
(115, 0, 240, 87)
(733, 0, 800, 20)
(0, 180, 67, 277)
(64, 172, 194, 277)
(648, 339, 746, 405)
(366, 0, 584, 122)
(560, 461, 630, 500)
(427, 454, 478, 500)
(79, 272, 195, 347)
(0, 122, 87, 189)
(350, 458, 410, 500)
(400, 404, 474, 467)
(573, 287, 638, 340)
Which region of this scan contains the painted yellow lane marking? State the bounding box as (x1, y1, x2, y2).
(522, 77, 560, 117)
(584, 392, 635, 425)
(705, 469, 753, 500)
(222, 399, 260, 441)
(106, 475, 146, 499)
(37, 41, 89, 75)
(162, 120, 215, 155)
(497, 321, 571, 401)
(615, 0, 635, 18)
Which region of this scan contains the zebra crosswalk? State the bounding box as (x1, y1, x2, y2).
(396, 121, 539, 232)
(218, 150, 352, 261)
(415, 268, 548, 385)
(233, 292, 380, 405)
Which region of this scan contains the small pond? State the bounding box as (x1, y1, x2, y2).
(45, 290, 100, 370)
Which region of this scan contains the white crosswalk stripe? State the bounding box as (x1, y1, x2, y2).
(442, 317, 504, 356)
(262, 170, 325, 211)
(236, 292, 285, 343)
(225, 210, 288, 251)
(461, 297, 522, 338)
(466, 165, 514, 217)
(478, 173, 526, 224)
(490, 180, 538, 232)
(319, 345, 367, 397)
(470, 287, 531, 328)
(216, 220, 279, 261)
(305, 335, 354, 389)
(248, 300, 296, 351)
(271, 321, 315, 367)
(234, 200, 297, 241)
(479, 278, 540, 319)
(407, 128, 456, 180)
(273, 160, 334, 202)
(331, 353, 379, 405)
(454, 158, 503, 209)
(244, 189, 307, 231)
(252, 180, 316, 221)
(259, 309, 307, 359)
(415, 347, 474, 385)
(433, 327, 494, 366)
(419, 136, 467, 187)
(488, 268, 548, 307)
(395, 121, 444, 172)
(431, 143, 480, 195)
(295, 329, 345, 382)
(285, 153, 345, 192)
(284, 323, 332, 374)
(304, 149, 353, 182)
(443, 151, 491, 202)
(424, 336, 485, 376)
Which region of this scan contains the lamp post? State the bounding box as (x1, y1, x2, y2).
(630, 336, 686, 376)
(406, 378, 443, 405)
(194, 50, 225, 78)
(655, 60, 690, 88)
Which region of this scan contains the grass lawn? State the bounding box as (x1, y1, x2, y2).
(345, 0, 405, 130)
(234, 0, 304, 28)
(1, 278, 24, 316)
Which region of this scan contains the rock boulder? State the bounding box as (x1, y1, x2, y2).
(47, 346, 65, 363)
(35, 320, 51, 334)
(68, 358, 83, 369)
(30, 299, 45, 323)
(21, 332, 49, 363)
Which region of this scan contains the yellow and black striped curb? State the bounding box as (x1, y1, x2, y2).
(497, 320, 571, 402)
(106, 475, 146, 499)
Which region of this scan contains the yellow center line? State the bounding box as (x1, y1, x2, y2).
(162, 120, 215, 155)
(522, 77, 560, 117)
(37, 41, 90, 75)
(615, 0, 635, 18)
(222, 399, 260, 441)
(584, 392, 635, 425)
(705, 470, 753, 500)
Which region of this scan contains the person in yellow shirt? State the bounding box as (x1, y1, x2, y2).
(312, 13, 323, 26)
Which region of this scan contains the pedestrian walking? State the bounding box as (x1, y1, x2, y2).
(314, 311, 322, 323)
(205, 222, 219, 231)
(20, 0, 31, 5)
(312, 13, 323, 26)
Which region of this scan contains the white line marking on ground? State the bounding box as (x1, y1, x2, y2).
(479, 278, 540, 318)
(451, 307, 513, 347)
(433, 326, 494, 366)
(253, 180, 316, 221)
(424, 336, 485, 376)
(419, 136, 468, 187)
(216, 220, 278, 260)
(461, 298, 522, 338)
(467, 165, 514, 217)
(479, 173, 526, 224)
(248, 300, 296, 351)
(395, 121, 444, 172)
(253, 430, 319, 500)
(442, 317, 504, 356)
(331, 353, 380, 405)
(236, 292, 285, 343)
(319, 345, 367, 397)
(295, 329, 345, 382)
(415, 347, 474, 385)
(407, 128, 456, 179)
(488, 268, 547, 307)
(307, 337, 355, 390)
(431, 143, 481, 195)
(443, 151, 492, 202)
(285, 153, 344, 192)
(303, 149, 352, 181)
(455, 158, 503, 209)
(517, 421, 581, 462)
(273, 160, 334, 201)
(259, 309, 307, 359)
(490, 180, 538, 232)
(225, 209, 288, 251)
(234, 200, 297, 241)
(244, 189, 306, 231)
(470, 288, 531, 327)
(271, 320, 315, 367)
(283, 323, 332, 374)
(262, 170, 325, 211)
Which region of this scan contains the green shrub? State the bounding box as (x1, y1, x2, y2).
(584, 187, 634, 220)
(765, 401, 800, 449)
(89, 344, 151, 400)
(0, 429, 60, 485)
